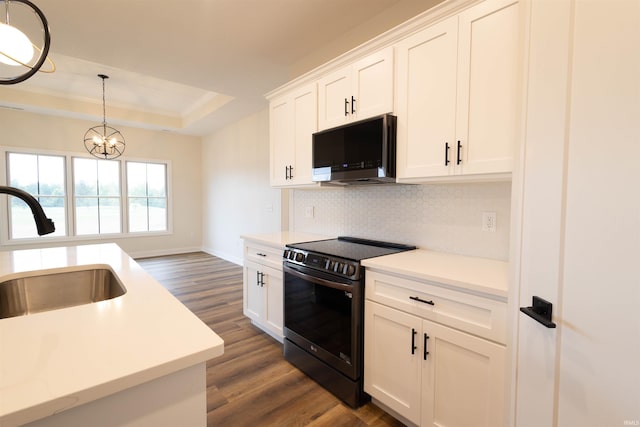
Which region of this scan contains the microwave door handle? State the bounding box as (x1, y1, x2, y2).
(284, 265, 353, 292)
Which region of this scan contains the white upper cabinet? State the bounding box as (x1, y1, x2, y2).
(267, 0, 520, 188)
(396, 16, 459, 179)
(396, 0, 519, 182)
(269, 83, 318, 187)
(318, 47, 394, 130)
(456, 0, 519, 176)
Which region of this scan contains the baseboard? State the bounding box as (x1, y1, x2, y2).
(201, 247, 243, 266)
(130, 246, 202, 259)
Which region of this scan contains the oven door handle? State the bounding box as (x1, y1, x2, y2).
(283, 264, 353, 292)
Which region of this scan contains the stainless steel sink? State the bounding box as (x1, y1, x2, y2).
(0, 267, 127, 319)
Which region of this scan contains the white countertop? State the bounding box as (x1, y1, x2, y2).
(362, 249, 509, 299)
(0, 244, 224, 427)
(241, 231, 332, 248)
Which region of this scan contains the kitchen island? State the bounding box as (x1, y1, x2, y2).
(0, 244, 224, 427)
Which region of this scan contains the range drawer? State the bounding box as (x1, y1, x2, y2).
(365, 270, 507, 344)
(245, 242, 284, 270)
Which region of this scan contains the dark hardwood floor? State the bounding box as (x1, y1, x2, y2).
(136, 252, 405, 427)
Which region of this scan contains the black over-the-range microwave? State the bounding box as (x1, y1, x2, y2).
(311, 114, 397, 185)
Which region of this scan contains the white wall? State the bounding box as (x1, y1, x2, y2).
(292, 181, 511, 260)
(0, 109, 203, 258)
(201, 109, 283, 264)
(201, 106, 511, 263)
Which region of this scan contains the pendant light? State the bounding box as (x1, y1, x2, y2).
(83, 74, 126, 160)
(0, 0, 55, 85)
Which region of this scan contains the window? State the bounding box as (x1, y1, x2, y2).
(6, 153, 66, 239)
(3, 149, 170, 242)
(73, 158, 121, 235)
(127, 162, 167, 232)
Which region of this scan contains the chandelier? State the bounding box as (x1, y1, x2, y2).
(83, 74, 126, 160)
(0, 0, 55, 85)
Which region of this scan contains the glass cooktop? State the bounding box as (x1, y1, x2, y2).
(287, 236, 416, 262)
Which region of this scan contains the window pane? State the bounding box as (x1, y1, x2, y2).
(126, 161, 168, 232)
(98, 160, 120, 196)
(8, 153, 37, 193)
(39, 196, 66, 235)
(148, 198, 167, 231)
(7, 153, 66, 239)
(10, 200, 38, 238)
(147, 164, 166, 197)
(127, 162, 147, 197)
(38, 156, 65, 196)
(74, 158, 98, 196)
(128, 197, 148, 232)
(74, 157, 121, 235)
(99, 198, 121, 234)
(75, 198, 99, 235)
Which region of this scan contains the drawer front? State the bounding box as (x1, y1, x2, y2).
(365, 271, 507, 344)
(245, 242, 284, 270)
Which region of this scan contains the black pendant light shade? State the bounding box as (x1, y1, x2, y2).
(0, 0, 55, 85)
(84, 74, 126, 160)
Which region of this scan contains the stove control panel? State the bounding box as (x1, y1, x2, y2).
(283, 248, 361, 280)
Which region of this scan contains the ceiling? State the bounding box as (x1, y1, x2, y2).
(0, 0, 442, 136)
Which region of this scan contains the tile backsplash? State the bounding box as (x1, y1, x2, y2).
(290, 182, 511, 261)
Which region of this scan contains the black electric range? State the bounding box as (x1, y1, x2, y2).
(282, 236, 415, 407)
(283, 236, 415, 281)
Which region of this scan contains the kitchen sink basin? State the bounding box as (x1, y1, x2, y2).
(0, 267, 127, 319)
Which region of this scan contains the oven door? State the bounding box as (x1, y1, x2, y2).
(283, 262, 362, 380)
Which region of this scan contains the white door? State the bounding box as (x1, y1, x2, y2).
(290, 83, 317, 186)
(395, 16, 458, 179)
(317, 67, 351, 130)
(243, 261, 263, 322)
(421, 319, 506, 427)
(351, 47, 394, 121)
(262, 264, 283, 339)
(364, 301, 422, 425)
(514, 1, 640, 426)
(455, 0, 518, 176)
(554, 1, 639, 425)
(269, 96, 294, 186)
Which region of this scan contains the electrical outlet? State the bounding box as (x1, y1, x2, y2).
(304, 206, 315, 219)
(482, 212, 496, 232)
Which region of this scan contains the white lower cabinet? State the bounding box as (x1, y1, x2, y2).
(243, 242, 284, 342)
(364, 280, 506, 426)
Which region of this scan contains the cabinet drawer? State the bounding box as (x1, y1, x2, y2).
(244, 242, 283, 270)
(365, 271, 507, 344)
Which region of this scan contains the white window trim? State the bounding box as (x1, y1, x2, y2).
(124, 159, 172, 234)
(0, 146, 173, 246)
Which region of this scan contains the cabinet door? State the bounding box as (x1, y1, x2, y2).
(269, 96, 294, 186)
(243, 260, 263, 322)
(262, 264, 284, 340)
(455, 0, 519, 175)
(364, 301, 422, 425)
(351, 47, 394, 121)
(290, 83, 317, 185)
(318, 48, 394, 130)
(396, 16, 458, 179)
(421, 319, 506, 427)
(317, 67, 351, 130)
